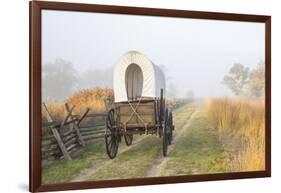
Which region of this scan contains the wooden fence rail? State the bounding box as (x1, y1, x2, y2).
(41, 103, 106, 162)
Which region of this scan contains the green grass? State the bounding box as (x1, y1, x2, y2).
(86, 103, 197, 181)
(42, 142, 105, 184)
(173, 104, 195, 130)
(87, 136, 162, 180)
(42, 102, 227, 183)
(159, 110, 228, 176)
(42, 135, 148, 184)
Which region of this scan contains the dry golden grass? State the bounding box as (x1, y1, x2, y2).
(42, 88, 113, 123)
(66, 88, 113, 114)
(207, 98, 265, 172)
(42, 103, 65, 123)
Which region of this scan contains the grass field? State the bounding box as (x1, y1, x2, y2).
(42, 102, 229, 184)
(85, 104, 196, 181)
(42, 88, 113, 124)
(42, 143, 104, 184)
(207, 98, 265, 172)
(42, 98, 265, 184)
(42, 99, 264, 184)
(158, 108, 227, 176)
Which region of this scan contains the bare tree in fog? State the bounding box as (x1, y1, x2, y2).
(222, 62, 265, 98)
(247, 61, 265, 98)
(42, 59, 77, 102)
(222, 63, 249, 96)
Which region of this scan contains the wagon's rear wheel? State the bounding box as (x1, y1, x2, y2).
(162, 109, 169, 157)
(105, 109, 119, 159)
(167, 112, 174, 145)
(124, 133, 133, 146)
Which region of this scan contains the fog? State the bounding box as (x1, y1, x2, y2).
(42, 10, 265, 101)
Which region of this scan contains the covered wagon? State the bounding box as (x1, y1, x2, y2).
(105, 51, 174, 159)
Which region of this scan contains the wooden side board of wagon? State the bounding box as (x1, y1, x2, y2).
(104, 89, 174, 159)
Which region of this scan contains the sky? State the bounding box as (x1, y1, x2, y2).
(42, 10, 265, 98)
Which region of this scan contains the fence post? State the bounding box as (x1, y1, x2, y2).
(51, 128, 72, 160)
(65, 103, 86, 147)
(43, 103, 72, 160)
(42, 103, 54, 123)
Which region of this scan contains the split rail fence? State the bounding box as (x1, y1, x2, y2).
(41, 103, 106, 162)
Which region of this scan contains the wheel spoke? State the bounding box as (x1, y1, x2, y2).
(107, 136, 113, 151)
(110, 141, 114, 155)
(105, 109, 119, 159)
(162, 109, 169, 157)
(124, 134, 133, 146)
(110, 137, 117, 155)
(108, 135, 113, 146)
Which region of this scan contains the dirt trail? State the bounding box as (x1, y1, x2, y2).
(71, 135, 147, 182)
(44, 102, 228, 184)
(72, 103, 200, 181)
(147, 107, 199, 177)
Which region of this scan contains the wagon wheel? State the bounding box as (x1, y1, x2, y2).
(162, 109, 169, 157)
(167, 111, 174, 145)
(105, 109, 119, 159)
(124, 133, 133, 146)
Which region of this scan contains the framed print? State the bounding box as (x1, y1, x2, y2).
(30, 1, 271, 192)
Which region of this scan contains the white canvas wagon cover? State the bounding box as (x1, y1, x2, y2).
(113, 51, 166, 102)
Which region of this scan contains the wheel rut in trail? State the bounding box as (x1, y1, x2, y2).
(71, 135, 147, 182)
(147, 106, 199, 177)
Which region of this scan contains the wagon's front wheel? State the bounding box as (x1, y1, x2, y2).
(105, 109, 119, 159)
(162, 109, 169, 157)
(124, 134, 133, 146)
